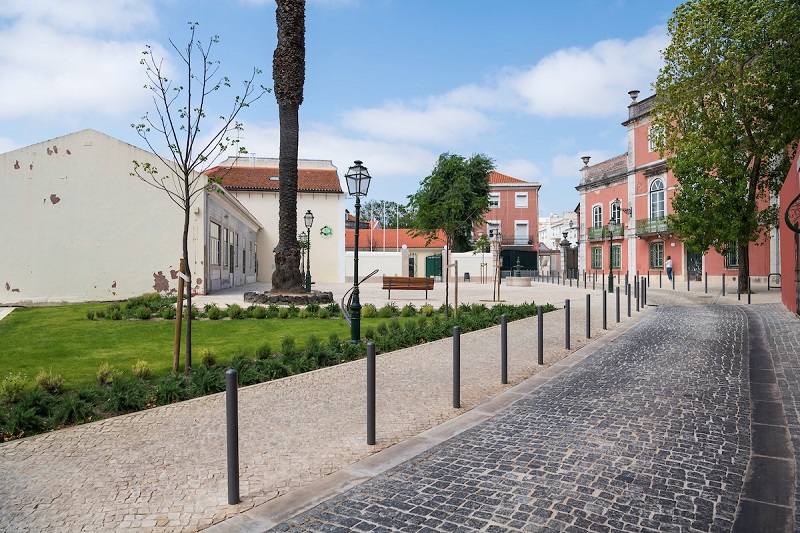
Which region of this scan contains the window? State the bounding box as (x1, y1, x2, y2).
(488, 193, 500, 208)
(611, 244, 621, 269)
(650, 178, 665, 219)
(610, 201, 621, 224)
(591, 246, 603, 269)
(725, 244, 739, 269)
(514, 221, 529, 245)
(649, 241, 664, 269)
(234, 232, 239, 267)
(649, 124, 663, 152)
(210, 222, 221, 266)
(223, 228, 229, 267)
(487, 221, 500, 238)
(515, 193, 528, 208)
(592, 205, 603, 228)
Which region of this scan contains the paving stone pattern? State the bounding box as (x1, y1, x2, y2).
(276, 305, 752, 532)
(757, 303, 800, 527)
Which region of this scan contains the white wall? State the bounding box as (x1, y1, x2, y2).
(0, 129, 203, 304)
(344, 250, 493, 283)
(231, 190, 345, 284)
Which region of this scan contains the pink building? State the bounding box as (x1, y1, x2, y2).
(577, 92, 778, 285)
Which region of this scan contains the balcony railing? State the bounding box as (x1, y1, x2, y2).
(635, 217, 671, 235)
(587, 225, 624, 241)
(485, 234, 536, 246)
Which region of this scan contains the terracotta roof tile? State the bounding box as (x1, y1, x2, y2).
(205, 165, 343, 193)
(489, 171, 528, 184)
(345, 229, 447, 249)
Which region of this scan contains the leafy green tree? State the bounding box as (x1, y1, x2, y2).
(133, 23, 267, 374)
(271, 0, 307, 294)
(652, 0, 800, 291)
(409, 153, 494, 315)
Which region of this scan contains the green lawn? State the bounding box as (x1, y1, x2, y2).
(0, 303, 357, 388)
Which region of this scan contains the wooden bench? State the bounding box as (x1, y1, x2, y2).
(382, 275, 434, 299)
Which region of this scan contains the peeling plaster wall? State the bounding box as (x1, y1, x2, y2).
(0, 129, 204, 305)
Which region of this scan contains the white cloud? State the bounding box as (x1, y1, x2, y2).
(0, 137, 19, 154)
(509, 27, 668, 118)
(496, 159, 542, 183)
(551, 150, 617, 179)
(0, 3, 163, 120)
(342, 101, 493, 145)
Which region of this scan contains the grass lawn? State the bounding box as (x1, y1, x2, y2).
(0, 303, 364, 388)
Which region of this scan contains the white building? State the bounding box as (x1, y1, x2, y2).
(209, 157, 346, 285)
(538, 212, 579, 250)
(0, 129, 261, 305)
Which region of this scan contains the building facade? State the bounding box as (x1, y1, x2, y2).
(209, 157, 346, 285)
(0, 129, 260, 304)
(577, 93, 778, 284)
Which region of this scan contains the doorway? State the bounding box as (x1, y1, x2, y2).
(687, 250, 703, 281)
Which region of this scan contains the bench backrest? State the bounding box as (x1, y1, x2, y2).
(382, 276, 434, 289)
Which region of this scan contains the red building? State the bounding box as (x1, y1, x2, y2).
(577, 92, 779, 285)
(779, 152, 800, 314)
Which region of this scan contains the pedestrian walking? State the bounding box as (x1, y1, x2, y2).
(666, 255, 673, 281)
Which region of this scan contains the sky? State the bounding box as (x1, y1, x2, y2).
(0, 0, 684, 218)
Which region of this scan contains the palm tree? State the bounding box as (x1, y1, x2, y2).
(271, 0, 306, 293)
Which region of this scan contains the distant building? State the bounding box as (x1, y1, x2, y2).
(207, 157, 346, 285)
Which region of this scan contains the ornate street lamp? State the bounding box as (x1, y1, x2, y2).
(298, 231, 307, 279)
(607, 199, 623, 293)
(304, 210, 314, 293)
(345, 160, 372, 343)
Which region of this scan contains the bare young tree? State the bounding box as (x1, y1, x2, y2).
(132, 23, 268, 374)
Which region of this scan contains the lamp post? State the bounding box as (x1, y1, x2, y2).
(299, 231, 307, 279)
(607, 217, 617, 293)
(304, 210, 314, 293)
(345, 160, 372, 343)
(561, 229, 570, 279)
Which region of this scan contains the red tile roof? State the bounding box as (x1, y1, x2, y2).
(345, 229, 447, 250)
(205, 165, 343, 193)
(489, 171, 528, 184)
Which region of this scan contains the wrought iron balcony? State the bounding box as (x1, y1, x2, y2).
(635, 217, 671, 236)
(587, 225, 623, 241)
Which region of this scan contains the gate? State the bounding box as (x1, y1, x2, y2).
(425, 254, 442, 281)
(687, 250, 703, 281)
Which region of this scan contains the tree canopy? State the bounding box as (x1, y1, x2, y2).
(652, 0, 800, 288)
(359, 200, 416, 229)
(408, 152, 494, 253)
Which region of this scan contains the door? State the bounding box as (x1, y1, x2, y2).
(229, 244, 235, 286)
(687, 250, 703, 281)
(425, 254, 442, 281)
(566, 248, 578, 278)
(409, 256, 416, 278)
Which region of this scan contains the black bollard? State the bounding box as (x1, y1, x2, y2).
(226, 369, 240, 505)
(501, 314, 508, 384)
(723, 273, 726, 296)
(705, 272, 708, 294)
(585, 294, 591, 339)
(565, 300, 571, 350)
(537, 305, 544, 365)
(748, 277, 751, 305)
(602, 290, 607, 330)
(687, 273, 690, 292)
(453, 326, 461, 408)
(627, 284, 631, 317)
(367, 342, 376, 445)
(659, 270, 662, 288)
(616, 286, 620, 323)
(738, 277, 741, 300)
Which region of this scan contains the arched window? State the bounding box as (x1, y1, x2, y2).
(592, 205, 603, 227)
(650, 178, 665, 219)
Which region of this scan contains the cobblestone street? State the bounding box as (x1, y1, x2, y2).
(274, 305, 754, 532)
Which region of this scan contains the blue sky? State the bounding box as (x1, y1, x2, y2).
(0, 0, 682, 217)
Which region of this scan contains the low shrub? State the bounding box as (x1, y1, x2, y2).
(255, 343, 272, 360)
(417, 316, 427, 329)
(189, 366, 225, 396)
(97, 362, 122, 386)
(388, 318, 401, 332)
(94, 309, 106, 319)
(318, 308, 330, 319)
(325, 303, 341, 316)
(328, 331, 340, 348)
(421, 304, 435, 316)
(207, 305, 223, 320)
(109, 308, 123, 321)
(154, 373, 189, 405)
(305, 302, 320, 315)
(288, 303, 300, 317)
(376, 322, 388, 336)
(361, 304, 377, 318)
(250, 306, 268, 319)
(267, 304, 280, 318)
(106, 376, 148, 412)
(278, 308, 290, 319)
(53, 392, 96, 427)
(161, 306, 176, 319)
(0, 372, 28, 404)
(86, 310, 96, 320)
(135, 306, 152, 320)
(227, 304, 245, 319)
(280, 335, 296, 357)
(131, 360, 151, 380)
(200, 349, 217, 368)
(4, 388, 56, 435)
(298, 309, 311, 319)
(35, 369, 65, 395)
(364, 325, 376, 340)
(378, 302, 399, 318)
(401, 304, 417, 317)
